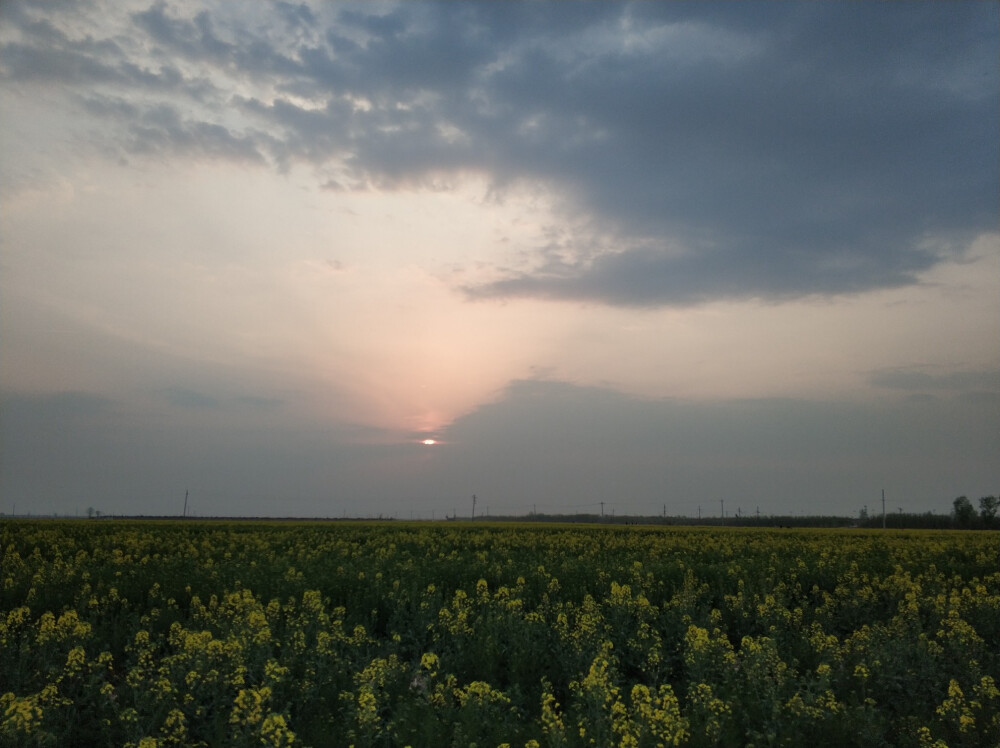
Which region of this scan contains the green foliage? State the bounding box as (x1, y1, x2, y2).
(953, 497, 977, 529)
(1, 520, 998, 747)
(979, 496, 999, 529)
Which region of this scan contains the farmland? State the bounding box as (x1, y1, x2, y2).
(2, 521, 998, 747)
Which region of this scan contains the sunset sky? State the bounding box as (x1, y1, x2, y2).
(2, 1, 997, 519)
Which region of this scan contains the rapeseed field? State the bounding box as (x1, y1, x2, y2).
(1, 521, 997, 747)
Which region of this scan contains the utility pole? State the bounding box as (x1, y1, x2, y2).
(882, 489, 886, 529)
(472, 494, 476, 520)
(600, 501, 605, 518)
(720, 499, 725, 525)
(183, 489, 188, 519)
(698, 505, 701, 521)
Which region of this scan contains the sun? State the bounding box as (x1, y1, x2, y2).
(422, 439, 437, 446)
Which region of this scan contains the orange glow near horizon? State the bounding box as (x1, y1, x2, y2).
(422, 439, 437, 446)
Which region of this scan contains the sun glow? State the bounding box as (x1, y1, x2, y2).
(422, 439, 437, 446)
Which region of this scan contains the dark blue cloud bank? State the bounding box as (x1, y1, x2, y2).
(3, 1, 996, 306)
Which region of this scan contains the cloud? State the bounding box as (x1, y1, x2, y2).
(0, 387, 390, 515)
(162, 387, 286, 410)
(163, 387, 219, 408)
(123, 103, 267, 162)
(464, 240, 937, 307)
(430, 378, 1000, 514)
(132, 2, 234, 63)
(870, 368, 1000, 394)
(2, 390, 115, 420)
(1, 1, 996, 306)
(2, 378, 997, 516)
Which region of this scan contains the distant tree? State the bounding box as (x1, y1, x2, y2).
(953, 496, 976, 528)
(979, 496, 999, 528)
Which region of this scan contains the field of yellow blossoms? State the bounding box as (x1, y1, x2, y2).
(2, 520, 998, 747)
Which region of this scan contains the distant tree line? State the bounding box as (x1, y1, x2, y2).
(483, 500, 1000, 530)
(949, 495, 999, 529)
(854, 511, 955, 530)
(19, 496, 1000, 529)
(483, 512, 960, 530)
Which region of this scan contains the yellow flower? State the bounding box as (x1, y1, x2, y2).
(261, 713, 296, 748)
(916, 726, 949, 748)
(420, 652, 439, 675)
(161, 708, 187, 743)
(65, 645, 86, 672)
(1, 693, 43, 735)
(540, 687, 565, 743)
(356, 689, 379, 729)
(230, 687, 271, 727)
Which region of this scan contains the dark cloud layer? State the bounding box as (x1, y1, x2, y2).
(4, 379, 997, 517)
(420, 378, 1000, 516)
(2, 1, 996, 306)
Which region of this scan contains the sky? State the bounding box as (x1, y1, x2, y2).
(1, 1, 997, 519)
